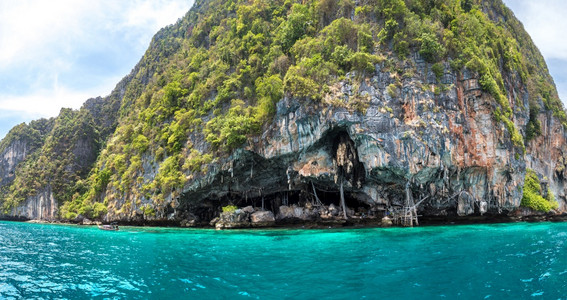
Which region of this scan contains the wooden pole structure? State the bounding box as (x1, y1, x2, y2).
(340, 179, 347, 219)
(404, 181, 416, 227)
(261, 189, 265, 211)
(312, 181, 323, 206)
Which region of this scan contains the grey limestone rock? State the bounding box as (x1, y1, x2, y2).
(251, 211, 275, 226)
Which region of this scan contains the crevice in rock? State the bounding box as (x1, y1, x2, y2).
(330, 128, 366, 188)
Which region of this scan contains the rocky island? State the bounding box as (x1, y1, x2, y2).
(1, 0, 566, 228)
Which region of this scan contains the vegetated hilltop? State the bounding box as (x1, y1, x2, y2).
(1, 0, 566, 227)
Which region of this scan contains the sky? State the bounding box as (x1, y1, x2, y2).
(0, 0, 565, 140)
(0, 0, 195, 139)
(503, 0, 567, 107)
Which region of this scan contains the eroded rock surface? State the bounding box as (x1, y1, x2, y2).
(251, 211, 275, 227)
(2, 0, 567, 228)
(176, 64, 541, 225)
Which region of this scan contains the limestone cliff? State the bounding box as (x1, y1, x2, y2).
(0, 139, 29, 187)
(177, 61, 529, 223)
(0, 119, 53, 186)
(1, 0, 566, 226)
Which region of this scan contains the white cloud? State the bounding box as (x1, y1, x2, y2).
(0, 75, 122, 118)
(0, 0, 193, 121)
(0, 91, 91, 118)
(0, 1, 86, 68)
(0, 0, 190, 68)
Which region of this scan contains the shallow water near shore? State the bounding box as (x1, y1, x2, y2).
(1, 221, 567, 299)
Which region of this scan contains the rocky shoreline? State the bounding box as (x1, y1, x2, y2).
(3, 204, 567, 230)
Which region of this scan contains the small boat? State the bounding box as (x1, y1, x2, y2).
(98, 223, 119, 231)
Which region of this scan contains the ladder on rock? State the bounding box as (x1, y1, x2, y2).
(399, 182, 429, 227)
(401, 182, 418, 226)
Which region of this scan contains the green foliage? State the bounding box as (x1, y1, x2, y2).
(525, 104, 542, 143)
(254, 75, 283, 123)
(418, 32, 445, 63)
(500, 115, 524, 151)
(154, 155, 186, 193)
(162, 81, 188, 109)
(348, 52, 382, 74)
(387, 84, 398, 98)
(183, 149, 213, 173)
(461, 0, 473, 12)
(93, 168, 111, 194)
(286, 17, 383, 98)
(279, 4, 313, 53)
(357, 27, 374, 53)
(431, 62, 444, 81)
(393, 33, 409, 58)
(93, 202, 108, 218)
(205, 99, 258, 151)
(521, 169, 558, 212)
(284, 54, 339, 100)
(222, 205, 237, 213)
(331, 45, 352, 69)
(59, 184, 108, 220)
(141, 204, 156, 217)
(478, 74, 500, 100)
(132, 134, 149, 153)
(284, 67, 321, 100)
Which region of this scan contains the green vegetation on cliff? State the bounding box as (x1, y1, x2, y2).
(1, 108, 101, 214)
(0, 119, 53, 156)
(0, 0, 565, 220)
(521, 169, 558, 212)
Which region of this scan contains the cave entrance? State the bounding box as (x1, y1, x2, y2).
(330, 129, 366, 188)
(308, 183, 372, 213)
(330, 128, 366, 218)
(226, 190, 304, 213)
(191, 128, 372, 221)
(219, 184, 373, 218)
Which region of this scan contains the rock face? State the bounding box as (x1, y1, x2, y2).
(251, 211, 275, 224)
(0, 140, 28, 186)
(11, 186, 57, 220)
(1, 0, 567, 226)
(277, 205, 317, 221)
(381, 216, 393, 227)
(526, 112, 567, 211)
(178, 65, 533, 221)
(213, 208, 277, 229)
(214, 209, 250, 229)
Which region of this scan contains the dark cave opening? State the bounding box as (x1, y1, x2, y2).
(309, 187, 372, 212)
(180, 127, 380, 224)
(200, 183, 374, 220)
(330, 128, 366, 188)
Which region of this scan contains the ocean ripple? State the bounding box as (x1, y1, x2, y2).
(1, 221, 567, 299)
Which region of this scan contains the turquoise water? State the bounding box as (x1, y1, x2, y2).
(0, 222, 566, 299)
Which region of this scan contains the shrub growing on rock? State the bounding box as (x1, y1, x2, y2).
(222, 205, 238, 213)
(521, 169, 558, 212)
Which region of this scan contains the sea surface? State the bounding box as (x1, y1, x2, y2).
(0, 221, 567, 299)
